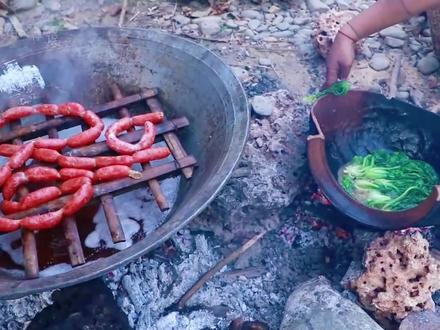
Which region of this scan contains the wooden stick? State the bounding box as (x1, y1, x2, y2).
(146, 97, 194, 179)
(118, 0, 128, 27)
(8, 15, 27, 38)
(10, 121, 39, 279)
(46, 117, 85, 266)
(101, 194, 125, 243)
(66, 117, 189, 157)
(176, 230, 267, 309)
(8, 156, 197, 219)
(389, 53, 403, 99)
(0, 89, 158, 143)
(112, 84, 169, 211)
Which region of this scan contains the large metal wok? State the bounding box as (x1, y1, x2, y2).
(0, 27, 249, 298)
(308, 91, 440, 230)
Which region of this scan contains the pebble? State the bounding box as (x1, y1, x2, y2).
(42, 0, 61, 11)
(259, 58, 272, 66)
(284, 17, 294, 24)
(231, 66, 251, 82)
(251, 95, 276, 116)
(265, 14, 275, 21)
(241, 9, 263, 20)
(385, 37, 405, 48)
(361, 44, 373, 59)
(256, 24, 268, 32)
(268, 26, 278, 33)
(0, 17, 4, 35)
(248, 19, 261, 30)
(194, 16, 222, 36)
(244, 29, 255, 37)
(397, 91, 409, 100)
(268, 5, 281, 13)
(417, 55, 440, 75)
(422, 28, 432, 37)
(173, 14, 191, 25)
(273, 30, 294, 38)
(409, 40, 422, 52)
(369, 53, 390, 71)
(399, 311, 440, 330)
(9, 0, 37, 11)
(289, 25, 300, 32)
(273, 15, 284, 26)
(292, 17, 310, 25)
(336, 0, 350, 10)
(379, 25, 407, 39)
(276, 22, 290, 31)
(305, 0, 330, 12)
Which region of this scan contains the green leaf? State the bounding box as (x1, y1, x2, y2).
(304, 81, 351, 104)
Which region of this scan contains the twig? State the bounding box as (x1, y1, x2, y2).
(176, 230, 267, 309)
(8, 15, 27, 38)
(181, 33, 229, 43)
(389, 53, 403, 98)
(128, 11, 140, 23)
(118, 0, 128, 27)
(171, 1, 177, 17)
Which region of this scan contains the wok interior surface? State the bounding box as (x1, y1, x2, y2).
(310, 91, 440, 228)
(0, 28, 248, 298)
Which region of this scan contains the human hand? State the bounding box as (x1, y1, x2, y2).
(324, 32, 356, 88)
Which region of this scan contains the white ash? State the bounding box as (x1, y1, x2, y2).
(39, 263, 72, 277)
(0, 62, 45, 94)
(0, 230, 24, 267)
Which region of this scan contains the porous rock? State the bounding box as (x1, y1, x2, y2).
(352, 231, 440, 321)
(280, 276, 383, 330)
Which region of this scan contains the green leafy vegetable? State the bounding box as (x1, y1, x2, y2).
(339, 150, 438, 211)
(305, 80, 351, 104)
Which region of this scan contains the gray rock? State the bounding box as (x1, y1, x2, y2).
(42, 0, 61, 11)
(398, 91, 410, 100)
(284, 16, 294, 24)
(268, 26, 278, 33)
(256, 24, 268, 32)
(225, 20, 238, 29)
(272, 30, 294, 38)
(248, 19, 261, 30)
(280, 277, 383, 330)
(230, 66, 251, 82)
(369, 53, 390, 71)
(244, 29, 255, 37)
(293, 28, 315, 56)
(293, 17, 310, 25)
(422, 28, 432, 37)
(361, 44, 373, 59)
(385, 36, 405, 48)
(306, 0, 330, 12)
(273, 15, 284, 26)
(9, 0, 37, 11)
(265, 13, 275, 21)
(379, 25, 407, 39)
(399, 311, 440, 330)
(276, 22, 290, 31)
(340, 261, 363, 289)
(241, 9, 263, 20)
(194, 16, 222, 36)
(259, 58, 272, 66)
(251, 94, 276, 116)
(417, 55, 440, 75)
(173, 14, 191, 25)
(0, 17, 5, 35)
(409, 40, 422, 52)
(336, 0, 350, 10)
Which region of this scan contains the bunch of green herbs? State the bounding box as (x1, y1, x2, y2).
(304, 80, 351, 104)
(340, 150, 438, 211)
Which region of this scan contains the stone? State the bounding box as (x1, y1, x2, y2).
(398, 91, 410, 100)
(230, 66, 251, 82)
(385, 36, 405, 48)
(194, 16, 222, 36)
(417, 55, 440, 75)
(248, 19, 261, 30)
(379, 25, 407, 39)
(276, 22, 290, 31)
(9, 0, 37, 11)
(422, 28, 432, 37)
(42, 0, 61, 11)
(241, 9, 263, 20)
(292, 17, 310, 25)
(336, 0, 350, 10)
(173, 14, 191, 25)
(284, 16, 294, 24)
(244, 29, 255, 37)
(306, 0, 330, 13)
(280, 277, 383, 330)
(399, 311, 440, 330)
(251, 94, 276, 116)
(272, 30, 294, 38)
(369, 53, 390, 71)
(259, 58, 272, 66)
(256, 24, 268, 32)
(0, 17, 5, 35)
(272, 15, 284, 26)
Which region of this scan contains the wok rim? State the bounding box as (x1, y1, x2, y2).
(0, 27, 250, 299)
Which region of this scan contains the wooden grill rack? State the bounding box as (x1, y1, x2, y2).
(1, 86, 196, 279)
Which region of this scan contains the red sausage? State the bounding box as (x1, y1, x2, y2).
(3, 172, 28, 200)
(82, 111, 104, 129)
(135, 121, 155, 150)
(105, 134, 138, 155)
(8, 142, 34, 169)
(94, 165, 142, 182)
(132, 147, 171, 163)
(35, 104, 59, 116)
(34, 138, 67, 150)
(0, 217, 21, 232)
(58, 156, 96, 169)
(22, 186, 62, 210)
(0, 165, 12, 187)
(2, 106, 36, 122)
(25, 166, 60, 182)
(95, 155, 134, 167)
(131, 112, 164, 126)
(66, 126, 103, 148)
(0, 144, 19, 157)
(1, 200, 22, 214)
(59, 168, 94, 181)
(21, 209, 63, 231)
(60, 177, 91, 194)
(58, 103, 86, 117)
(63, 180, 93, 216)
(32, 148, 61, 163)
